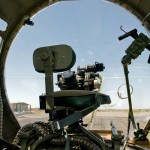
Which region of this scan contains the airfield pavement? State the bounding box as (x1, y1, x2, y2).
(17, 109, 150, 138)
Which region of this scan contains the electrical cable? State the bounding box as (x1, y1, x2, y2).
(117, 83, 133, 99)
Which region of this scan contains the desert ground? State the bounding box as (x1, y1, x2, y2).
(16, 109, 150, 138)
(15, 109, 150, 149)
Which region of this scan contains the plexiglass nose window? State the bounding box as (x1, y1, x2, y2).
(5, 0, 150, 136)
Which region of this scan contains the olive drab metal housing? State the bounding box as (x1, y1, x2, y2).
(33, 45, 76, 111)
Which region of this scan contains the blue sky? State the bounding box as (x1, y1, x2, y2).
(3, 0, 150, 108)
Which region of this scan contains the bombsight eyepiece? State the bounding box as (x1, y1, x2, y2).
(77, 62, 105, 74)
(56, 62, 104, 91)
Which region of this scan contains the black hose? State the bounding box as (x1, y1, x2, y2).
(31, 131, 61, 150)
(77, 125, 107, 150)
(50, 135, 101, 150)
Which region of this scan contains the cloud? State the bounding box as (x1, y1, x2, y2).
(81, 58, 85, 62)
(138, 78, 142, 83)
(87, 50, 93, 56)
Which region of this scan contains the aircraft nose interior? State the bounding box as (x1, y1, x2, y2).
(1, 0, 150, 149)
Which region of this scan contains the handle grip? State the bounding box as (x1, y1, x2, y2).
(118, 29, 138, 41)
(118, 28, 150, 51)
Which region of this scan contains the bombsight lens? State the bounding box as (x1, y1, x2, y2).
(95, 62, 105, 72)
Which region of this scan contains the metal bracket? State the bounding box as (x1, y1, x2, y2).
(41, 51, 54, 111)
(111, 121, 123, 150)
(50, 121, 60, 133)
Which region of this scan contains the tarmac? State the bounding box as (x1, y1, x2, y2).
(17, 109, 150, 138)
(15, 109, 150, 149)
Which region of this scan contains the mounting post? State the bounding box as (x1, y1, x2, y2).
(41, 50, 54, 112)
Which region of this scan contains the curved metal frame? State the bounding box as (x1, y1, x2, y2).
(0, 0, 150, 141)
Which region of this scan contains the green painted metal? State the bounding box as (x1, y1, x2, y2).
(0, 0, 150, 142)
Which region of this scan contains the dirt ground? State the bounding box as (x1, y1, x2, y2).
(15, 109, 150, 149)
(16, 109, 150, 138)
